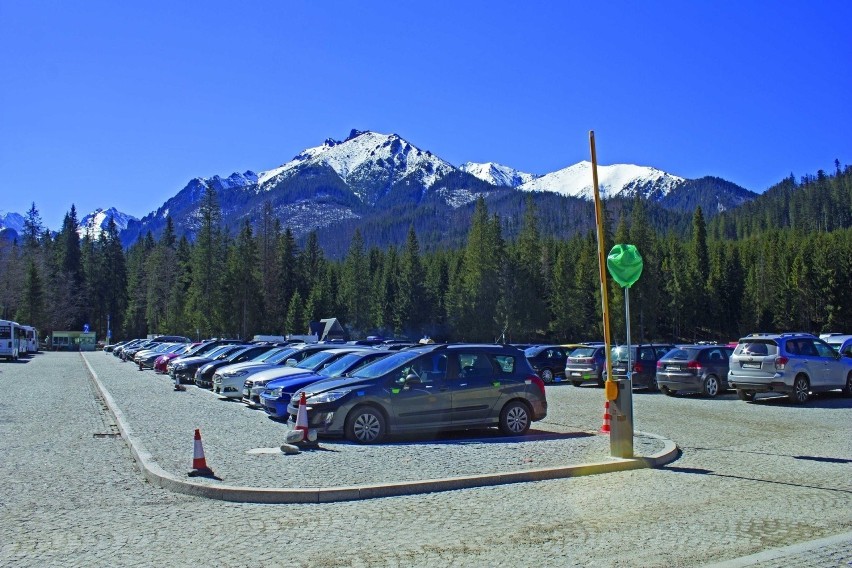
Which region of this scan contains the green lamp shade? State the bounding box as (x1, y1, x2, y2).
(607, 244, 643, 288)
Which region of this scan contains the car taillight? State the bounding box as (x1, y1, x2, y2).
(656, 361, 663, 369)
(775, 356, 788, 370)
(528, 375, 546, 397)
(633, 362, 644, 373)
(687, 361, 702, 370)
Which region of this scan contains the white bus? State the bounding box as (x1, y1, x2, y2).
(0, 320, 20, 361)
(21, 325, 38, 354)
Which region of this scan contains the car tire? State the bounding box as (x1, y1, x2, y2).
(499, 400, 531, 436)
(571, 380, 582, 387)
(596, 374, 605, 388)
(788, 375, 810, 404)
(842, 373, 852, 398)
(737, 389, 755, 401)
(702, 375, 720, 398)
(661, 386, 677, 397)
(345, 406, 386, 444)
(540, 369, 554, 383)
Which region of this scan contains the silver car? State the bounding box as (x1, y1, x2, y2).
(728, 332, 852, 403)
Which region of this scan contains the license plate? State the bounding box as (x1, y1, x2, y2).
(741, 362, 761, 369)
(571, 372, 581, 377)
(667, 365, 682, 371)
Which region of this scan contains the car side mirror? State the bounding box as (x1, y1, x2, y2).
(405, 373, 421, 385)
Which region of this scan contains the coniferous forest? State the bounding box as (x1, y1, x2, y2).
(2, 164, 851, 345)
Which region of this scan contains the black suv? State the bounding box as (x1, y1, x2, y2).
(656, 344, 734, 397)
(286, 343, 548, 444)
(524, 345, 571, 383)
(610, 343, 675, 391)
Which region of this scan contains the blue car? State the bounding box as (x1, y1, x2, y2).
(260, 350, 391, 419)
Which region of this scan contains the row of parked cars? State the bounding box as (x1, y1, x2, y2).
(524, 332, 852, 404)
(106, 337, 549, 444)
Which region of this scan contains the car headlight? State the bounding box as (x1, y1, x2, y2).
(308, 390, 351, 404)
(267, 388, 282, 397)
(225, 369, 248, 377)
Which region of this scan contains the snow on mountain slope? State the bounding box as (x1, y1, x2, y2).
(257, 130, 455, 200)
(519, 161, 684, 200)
(78, 207, 138, 240)
(459, 162, 537, 187)
(0, 212, 25, 234)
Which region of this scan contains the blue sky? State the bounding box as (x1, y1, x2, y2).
(1, 1, 850, 228)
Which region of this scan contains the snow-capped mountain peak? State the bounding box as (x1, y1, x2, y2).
(77, 207, 137, 240)
(257, 130, 455, 202)
(459, 162, 537, 188)
(519, 161, 685, 201)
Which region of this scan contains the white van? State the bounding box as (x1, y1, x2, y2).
(0, 320, 20, 361)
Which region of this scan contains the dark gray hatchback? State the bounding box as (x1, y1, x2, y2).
(286, 344, 548, 444)
(656, 345, 734, 397)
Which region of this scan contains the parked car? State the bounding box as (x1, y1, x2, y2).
(170, 344, 247, 384)
(166, 339, 246, 376)
(193, 344, 279, 388)
(285, 343, 547, 444)
(727, 332, 852, 403)
(823, 334, 852, 357)
(523, 345, 574, 383)
(610, 343, 676, 390)
(154, 344, 195, 373)
(113, 338, 145, 359)
(656, 344, 734, 397)
(565, 344, 607, 387)
(243, 347, 360, 406)
(211, 346, 304, 398)
(260, 349, 392, 419)
(135, 342, 184, 370)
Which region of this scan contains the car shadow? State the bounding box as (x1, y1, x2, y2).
(747, 392, 852, 409)
(381, 428, 594, 446)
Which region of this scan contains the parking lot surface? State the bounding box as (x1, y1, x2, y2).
(1, 352, 850, 567)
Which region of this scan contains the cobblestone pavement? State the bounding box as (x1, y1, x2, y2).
(1, 352, 850, 567)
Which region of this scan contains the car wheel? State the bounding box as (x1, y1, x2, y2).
(596, 373, 605, 388)
(842, 373, 852, 398)
(571, 380, 582, 387)
(737, 389, 755, 401)
(702, 375, 720, 398)
(661, 386, 677, 397)
(345, 406, 386, 444)
(540, 368, 554, 383)
(499, 400, 531, 436)
(788, 375, 810, 404)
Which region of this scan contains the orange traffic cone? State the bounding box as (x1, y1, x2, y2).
(188, 428, 217, 478)
(600, 400, 611, 434)
(294, 392, 309, 439)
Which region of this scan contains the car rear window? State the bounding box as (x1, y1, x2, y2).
(570, 347, 597, 358)
(663, 348, 689, 360)
(735, 341, 776, 356)
(492, 355, 516, 374)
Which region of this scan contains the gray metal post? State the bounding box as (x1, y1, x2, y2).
(610, 287, 634, 458)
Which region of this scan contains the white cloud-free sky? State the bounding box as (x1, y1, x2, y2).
(1, 0, 850, 227)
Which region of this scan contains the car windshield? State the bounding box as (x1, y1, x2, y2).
(252, 347, 285, 362)
(319, 352, 385, 378)
(611, 346, 632, 360)
(569, 347, 597, 358)
(296, 350, 338, 369)
(349, 349, 426, 379)
(264, 348, 298, 364)
(207, 345, 237, 358)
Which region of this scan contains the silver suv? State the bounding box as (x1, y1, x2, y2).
(728, 333, 852, 403)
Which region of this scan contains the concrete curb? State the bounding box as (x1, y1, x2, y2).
(83, 353, 680, 504)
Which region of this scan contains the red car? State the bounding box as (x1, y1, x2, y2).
(154, 343, 198, 373)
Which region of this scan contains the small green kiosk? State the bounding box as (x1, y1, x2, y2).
(51, 331, 97, 351)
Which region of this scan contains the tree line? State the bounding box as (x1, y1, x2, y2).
(1, 164, 850, 344)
